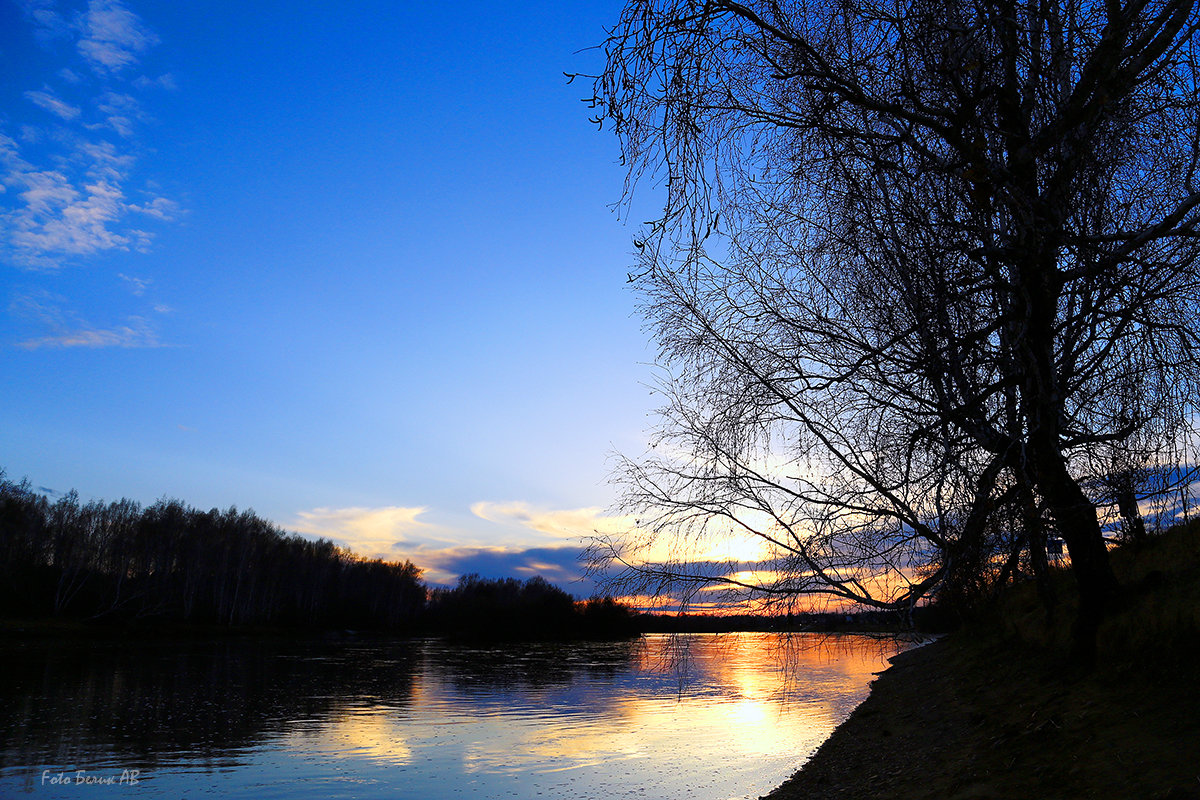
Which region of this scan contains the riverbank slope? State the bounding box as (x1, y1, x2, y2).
(768, 522, 1200, 800)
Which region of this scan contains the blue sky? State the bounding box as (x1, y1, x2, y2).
(0, 0, 659, 592)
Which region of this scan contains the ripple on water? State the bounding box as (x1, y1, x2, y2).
(0, 633, 915, 799)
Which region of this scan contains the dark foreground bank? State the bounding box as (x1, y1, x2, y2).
(770, 520, 1200, 800)
(767, 635, 1199, 800)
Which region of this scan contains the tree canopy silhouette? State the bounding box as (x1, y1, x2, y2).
(584, 0, 1200, 660)
(0, 471, 425, 629)
(0, 470, 637, 639)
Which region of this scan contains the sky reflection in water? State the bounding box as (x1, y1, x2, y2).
(0, 633, 913, 799)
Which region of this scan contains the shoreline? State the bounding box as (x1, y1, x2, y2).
(764, 635, 1199, 800)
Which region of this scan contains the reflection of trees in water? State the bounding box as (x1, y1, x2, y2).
(431, 638, 644, 692)
(0, 633, 912, 785)
(634, 632, 920, 702)
(0, 638, 646, 775)
(0, 640, 420, 772)
(774, 632, 919, 670)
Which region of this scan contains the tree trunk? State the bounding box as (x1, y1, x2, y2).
(1015, 253, 1118, 666)
(1029, 438, 1118, 666)
(1016, 473, 1056, 620)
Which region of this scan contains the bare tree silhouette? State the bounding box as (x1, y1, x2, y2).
(584, 0, 1200, 661)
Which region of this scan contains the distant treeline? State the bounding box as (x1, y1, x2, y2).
(428, 575, 637, 639)
(0, 472, 635, 638)
(636, 609, 930, 634)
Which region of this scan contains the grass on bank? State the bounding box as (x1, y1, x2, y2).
(768, 520, 1200, 800)
(997, 517, 1200, 664)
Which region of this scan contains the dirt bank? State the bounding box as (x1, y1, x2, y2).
(765, 635, 1199, 800)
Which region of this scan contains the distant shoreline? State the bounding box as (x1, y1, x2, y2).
(0, 618, 920, 650)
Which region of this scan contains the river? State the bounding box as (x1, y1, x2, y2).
(0, 632, 913, 799)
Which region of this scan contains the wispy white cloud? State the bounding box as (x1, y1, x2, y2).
(117, 272, 150, 295)
(17, 317, 162, 349)
(91, 91, 143, 138)
(9, 290, 166, 350)
(1, 0, 176, 273)
(77, 139, 136, 180)
(77, 0, 159, 74)
(1, 131, 175, 268)
(3, 163, 141, 265)
(133, 73, 177, 91)
(17, 0, 71, 42)
(24, 88, 81, 121)
(9, 290, 71, 331)
(16, 125, 44, 145)
(130, 195, 179, 221)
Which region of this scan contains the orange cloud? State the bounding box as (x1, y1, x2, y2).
(289, 505, 444, 561)
(469, 501, 637, 540)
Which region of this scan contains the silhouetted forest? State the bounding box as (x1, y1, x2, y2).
(0, 472, 635, 638)
(428, 575, 638, 639)
(0, 473, 425, 629)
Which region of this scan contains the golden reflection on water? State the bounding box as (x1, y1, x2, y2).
(278, 633, 908, 799)
(0, 634, 912, 799)
(282, 706, 414, 765)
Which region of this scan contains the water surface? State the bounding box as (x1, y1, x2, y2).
(0, 633, 912, 799)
